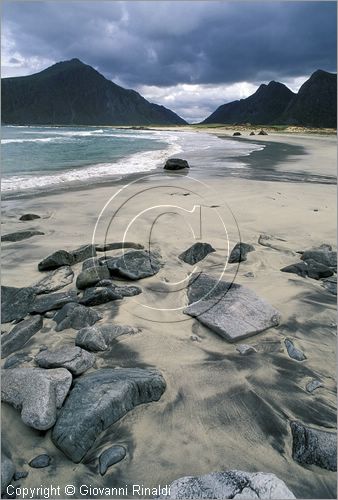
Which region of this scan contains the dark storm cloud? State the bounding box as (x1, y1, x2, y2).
(2, 1, 337, 87)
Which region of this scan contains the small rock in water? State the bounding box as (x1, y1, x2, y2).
(301, 249, 337, 270)
(233, 132, 241, 136)
(95, 242, 144, 252)
(164, 158, 189, 170)
(244, 271, 255, 278)
(178, 242, 216, 265)
(38, 250, 75, 271)
(35, 346, 95, 375)
(29, 454, 51, 469)
(290, 421, 337, 471)
(1, 286, 37, 323)
(54, 303, 102, 331)
(99, 446, 126, 475)
(76, 266, 110, 290)
(228, 242, 255, 263)
(236, 344, 257, 355)
(306, 379, 323, 393)
(79, 286, 123, 306)
(70, 244, 96, 264)
(321, 276, 337, 295)
(31, 290, 78, 313)
(1, 230, 44, 242)
(249, 131, 255, 136)
(1, 315, 43, 359)
(284, 338, 306, 361)
(107, 250, 161, 280)
(258, 129, 268, 135)
(34, 266, 74, 294)
(19, 214, 41, 221)
(1, 452, 15, 495)
(13, 471, 28, 481)
(4, 353, 33, 369)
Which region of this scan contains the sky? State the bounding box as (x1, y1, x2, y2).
(1, 1, 337, 122)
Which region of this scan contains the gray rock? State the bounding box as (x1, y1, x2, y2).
(1, 368, 72, 430)
(44, 311, 55, 319)
(54, 303, 102, 331)
(79, 286, 123, 306)
(34, 266, 74, 294)
(178, 242, 216, 265)
(301, 249, 337, 270)
(233, 132, 242, 136)
(52, 368, 166, 462)
(158, 470, 295, 499)
(290, 421, 337, 471)
(19, 214, 41, 221)
(1, 315, 43, 359)
(38, 250, 75, 271)
(70, 244, 96, 264)
(1, 230, 44, 242)
(31, 290, 78, 313)
(244, 272, 255, 278)
(13, 471, 28, 481)
(1, 286, 37, 323)
(28, 454, 51, 468)
(1, 453, 15, 495)
(99, 446, 126, 475)
(258, 234, 290, 253)
(107, 250, 161, 280)
(184, 273, 280, 342)
(281, 260, 334, 280)
(115, 284, 142, 297)
(306, 379, 323, 393)
(82, 258, 102, 270)
(258, 129, 268, 135)
(229, 242, 255, 263)
(249, 132, 255, 136)
(76, 266, 110, 290)
(236, 344, 257, 355)
(4, 353, 33, 369)
(95, 242, 144, 252)
(284, 338, 306, 361)
(75, 324, 139, 352)
(322, 276, 337, 295)
(35, 346, 95, 375)
(164, 158, 189, 170)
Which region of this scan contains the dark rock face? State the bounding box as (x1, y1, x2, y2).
(38, 250, 75, 271)
(76, 266, 110, 290)
(34, 266, 74, 294)
(1, 230, 44, 242)
(233, 132, 241, 136)
(301, 249, 337, 270)
(1, 286, 37, 323)
(1, 315, 43, 359)
(31, 290, 78, 313)
(79, 286, 123, 306)
(284, 338, 306, 361)
(95, 242, 144, 252)
(52, 368, 166, 462)
(71, 244, 96, 264)
(164, 158, 189, 170)
(29, 454, 51, 469)
(178, 242, 216, 265)
(82, 258, 101, 271)
(4, 353, 33, 369)
(249, 131, 255, 135)
(322, 276, 337, 295)
(19, 213, 41, 221)
(228, 242, 255, 263)
(159, 470, 295, 499)
(53, 303, 102, 331)
(99, 446, 126, 475)
(13, 471, 28, 481)
(290, 421, 337, 471)
(258, 129, 268, 135)
(76, 324, 139, 352)
(107, 250, 161, 280)
(184, 273, 281, 342)
(35, 346, 95, 375)
(1, 453, 15, 495)
(281, 260, 334, 280)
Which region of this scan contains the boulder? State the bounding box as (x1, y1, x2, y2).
(301, 249, 337, 270)
(79, 286, 123, 306)
(1, 368, 72, 430)
(99, 446, 126, 475)
(164, 158, 189, 170)
(184, 273, 280, 342)
(19, 213, 41, 221)
(54, 303, 102, 332)
(1, 230, 44, 242)
(76, 324, 139, 352)
(281, 260, 334, 280)
(52, 368, 166, 462)
(70, 244, 96, 264)
(35, 346, 95, 375)
(95, 242, 144, 252)
(178, 242, 216, 265)
(34, 266, 74, 294)
(38, 250, 75, 271)
(4, 353, 33, 369)
(233, 132, 242, 136)
(290, 421, 337, 471)
(306, 379, 323, 393)
(258, 130, 268, 135)
(115, 284, 142, 297)
(1, 286, 37, 323)
(82, 258, 102, 271)
(284, 338, 306, 361)
(158, 470, 295, 499)
(76, 266, 110, 290)
(107, 250, 161, 280)
(229, 242, 255, 263)
(322, 276, 337, 295)
(236, 344, 257, 355)
(1, 453, 15, 495)
(249, 132, 255, 136)
(29, 454, 51, 469)
(31, 290, 78, 313)
(1, 315, 43, 359)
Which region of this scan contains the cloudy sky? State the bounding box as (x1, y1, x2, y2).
(2, 1, 337, 122)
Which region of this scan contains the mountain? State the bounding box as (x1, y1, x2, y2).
(202, 81, 295, 125)
(280, 70, 337, 128)
(1, 58, 187, 126)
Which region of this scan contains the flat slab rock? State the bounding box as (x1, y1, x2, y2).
(95, 242, 144, 252)
(1, 286, 38, 324)
(164, 158, 189, 170)
(179, 242, 215, 265)
(31, 290, 78, 313)
(107, 250, 161, 280)
(1, 368, 72, 430)
(158, 470, 295, 499)
(184, 273, 281, 342)
(301, 249, 337, 270)
(76, 324, 140, 351)
(35, 346, 95, 375)
(19, 213, 41, 221)
(1, 230, 44, 242)
(33, 266, 74, 294)
(52, 368, 166, 462)
(53, 303, 102, 331)
(38, 245, 96, 271)
(1, 315, 43, 359)
(281, 260, 334, 280)
(290, 421, 337, 471)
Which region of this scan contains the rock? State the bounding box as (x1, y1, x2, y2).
(1, 316, 43, 359)
(38, 250, 75, 271)
(76, 266, 110, 290)
(34, 266, 74, 294)
(290, 421, 337, 471)
(52, 368, 166, 462)
(258, 129, 268, 135)
(107, 250, 161, 280)
(301, 249, 337, 270)
(1, 368, 72, 430)
(158, 470, 295, 499)
(236, 344, 257, 355)
(13, 471, 28, 481)
(284, 338, 306, 361)
(35, 346, 95, 375)
(4, 353, 33, 369)
(164, 158, 189, 170)
(178, 242, 216, 265)
(28, 454, 51, 468)
(281, 260, 334, 280)
(1, 230, 44, 242)
(75, 324, 139, 351)
(306, 379, 323, 393)
(82, 258, 102, 270)
(54, 303, 102, 332)
(258, 234, 291, 253)
(31, 290, 78, 313)
(233, 132, 242, 136)
(99, 445, 126, 475)
(95, 242, 144, 252)
(322, 276, 337, 295)
(79, 286, 123, 306)
(44, 311, 55, 318)
(19, 214, 41, 221)
(1, 286, 37, 323)
(1, 453, 15, 495)
(229, 242, 255, 263)
(244, 272, 255, 278)
(249, 132, 255, 136)
(115, 285, 142, 297)
(184, 273, 280, 342)
(190, 335, 201, 342)
(70, 244, 96, 264)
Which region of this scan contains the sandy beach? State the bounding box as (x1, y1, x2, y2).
(1, 130, 336, 499)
